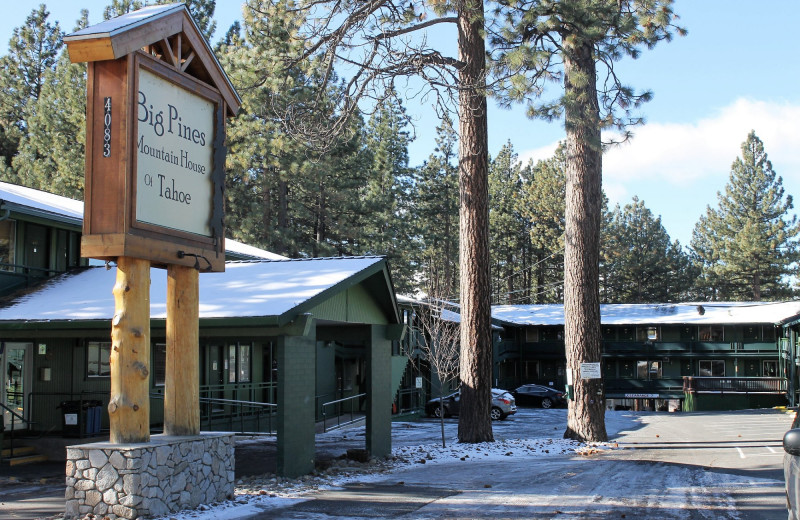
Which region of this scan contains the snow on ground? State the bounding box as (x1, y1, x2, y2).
(152, 408, 623, 520)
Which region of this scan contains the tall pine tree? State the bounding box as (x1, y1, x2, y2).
(691, 131, 798, 301)
(601, 197, 696, 303)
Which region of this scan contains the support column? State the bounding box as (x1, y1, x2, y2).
(165, 264, 200, 435)
(108, 257, 151, 444)
(366, 325, 391, 458)
(277, 333, 316, 477)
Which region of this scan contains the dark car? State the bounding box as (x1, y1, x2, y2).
(425, 388, 517, 421)
(784, 412, 800, 519)
(512, 384, 566, 409)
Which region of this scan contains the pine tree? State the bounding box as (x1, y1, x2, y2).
(360, 96, 417, 292)
(691, 131, 799, 301)
(518, 144, 567, 303)
(494, 0, 685, 443)
(0, 5, 63, 167)
(489, 142, 531, 304)
(601, 197, 696, 303)
(412, 114, 460, 298)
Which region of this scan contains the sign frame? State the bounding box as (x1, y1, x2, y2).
(80, 49, 227, 272)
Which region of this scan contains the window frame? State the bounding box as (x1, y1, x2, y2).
(87, 341, 112, 378)
(699, 359, 725, 377)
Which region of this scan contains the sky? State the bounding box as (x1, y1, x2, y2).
(1, 1, 799, 247)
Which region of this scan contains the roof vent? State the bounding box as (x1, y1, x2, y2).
(697, 305, 705, 315)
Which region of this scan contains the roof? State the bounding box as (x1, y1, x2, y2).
(492, 302, 800, 327)
(0, 257, 396, 327)
(0, 182, 284, 261)
(0, 182, 83, 226)
(64, 3, 240, 116)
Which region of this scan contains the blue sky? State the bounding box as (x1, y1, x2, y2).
(2, 1, 799, 247)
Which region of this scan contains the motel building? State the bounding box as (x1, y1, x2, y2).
(491, 302, 800, 412)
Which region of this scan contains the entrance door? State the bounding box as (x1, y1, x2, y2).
(2, 342, 32, 430)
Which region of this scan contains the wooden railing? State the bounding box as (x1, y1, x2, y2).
(683, 376, 786, 394)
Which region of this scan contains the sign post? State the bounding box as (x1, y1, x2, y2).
(63, 5, 241, 517)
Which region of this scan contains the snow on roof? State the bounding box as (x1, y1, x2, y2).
(0, 181, 83, 220)
(0, 182, 283, 260)
(67, 4, 182, 40)
(492, 302, 800, 326)
(0, 257, 384, 322)
(224, 239, 287, 260)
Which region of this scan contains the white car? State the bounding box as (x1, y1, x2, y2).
(425, 388, 517, 421)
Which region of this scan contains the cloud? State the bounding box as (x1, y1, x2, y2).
(519, 97, 800, 189)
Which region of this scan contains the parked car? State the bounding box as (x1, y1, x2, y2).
(425, 388, 517, 420)
(512, 384, 566, 409)
(784, 412, 800, 519)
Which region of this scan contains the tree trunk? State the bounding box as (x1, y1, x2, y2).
(456, 0, 493, 444)
(562, 41, 607, 442)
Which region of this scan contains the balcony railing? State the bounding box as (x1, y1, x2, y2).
(683, 376, 786, 394)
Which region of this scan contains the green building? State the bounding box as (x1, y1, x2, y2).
(0, 183, 402, 477)
(492, 302, 800, 412)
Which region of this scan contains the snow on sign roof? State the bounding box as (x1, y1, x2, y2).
(492, 302, 800, 326)
(0, 257, 384, 322)
(66, 4, 182, 41)
(0, 181, 83, 221)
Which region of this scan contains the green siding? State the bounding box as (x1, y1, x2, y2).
(309, 284, 389, 325)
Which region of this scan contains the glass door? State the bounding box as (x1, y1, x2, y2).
(2, 342, 32, 430)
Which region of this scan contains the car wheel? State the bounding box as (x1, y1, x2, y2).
(541, 397, 553, 409)
(433, 406, 443, 418)
(490, 406, 503, 421)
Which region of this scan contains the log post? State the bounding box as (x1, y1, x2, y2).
(109, 257, 151, 443)
(164, 264, 200, 435)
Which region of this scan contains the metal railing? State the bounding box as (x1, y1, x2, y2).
(149, 393, 277, 434)
(683, 376, 786, 394)
(0, 401, 26, 462)
(395, 387, 425, 414)
(321, 393, 365, 433)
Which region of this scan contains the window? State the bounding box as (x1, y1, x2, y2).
(87, 341, 111, 377)
(228, 343, 252, 383)
(763, 327, 776, 342)
(763, 360, 778, 377)
(525, 327, 539, 343)
(699, 326, 724, 342)
(637, 361, 662, 379)
(540, 327, 563, 341)
(153, 343, 167, 386)
(0, 219, 15, 270)
(637, 327, 659, 342)
(699, 360, 725, 377)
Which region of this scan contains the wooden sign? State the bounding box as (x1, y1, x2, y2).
(65, 4, 240, 272)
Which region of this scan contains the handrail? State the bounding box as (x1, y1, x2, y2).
(0, 400, 25, 463)
(321, 393, 365, 433)
(149, 393, 277, 435)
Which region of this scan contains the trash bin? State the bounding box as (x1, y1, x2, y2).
(59, 400, 83, 438)
(86, 400, 102, 436)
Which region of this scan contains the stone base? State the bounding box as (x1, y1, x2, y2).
(65, 432, 234, 519)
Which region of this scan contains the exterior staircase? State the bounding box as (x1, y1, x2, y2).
(1, 435, 48, 466)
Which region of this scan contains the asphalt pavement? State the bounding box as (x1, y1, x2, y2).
(0, 407, 794, 520)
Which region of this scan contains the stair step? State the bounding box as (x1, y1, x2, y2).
(1, 445, 35, 458)
(8, 453, 48, 466)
